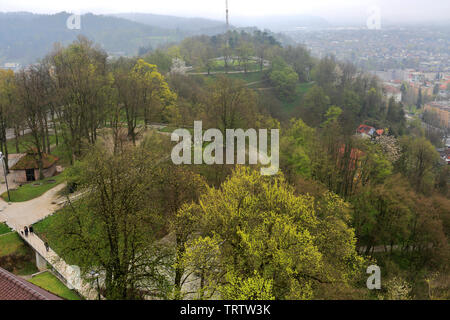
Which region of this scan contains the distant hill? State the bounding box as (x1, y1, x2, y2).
(0, 12, 183, 65)
(112, 13, 229, 35)
(232, 15, 329, 31)
(0, 11, 297, 66)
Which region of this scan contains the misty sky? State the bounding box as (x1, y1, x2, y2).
(1, 0, 449, 24)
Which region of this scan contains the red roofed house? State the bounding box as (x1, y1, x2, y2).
(356, 124, 376, 138)
(0, 267, 62, 300)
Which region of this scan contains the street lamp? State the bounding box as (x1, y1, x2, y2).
(0, 152, 10, 202)
(89, 270, 101, 300)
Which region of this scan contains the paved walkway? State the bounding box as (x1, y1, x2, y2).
(187, 68, 268, 75)
(17, 231, 97, 299)
(0, 183, 98, 299)
(0, 183, 66, 226)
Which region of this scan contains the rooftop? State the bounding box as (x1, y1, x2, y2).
(10, 153, 58, 171)
(0, 267, 62, 300)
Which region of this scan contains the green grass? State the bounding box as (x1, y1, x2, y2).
(29, 271, 82, 300)
(226, 71, 265, 82)
(33, 213, 59, 242)
(193, 70, 267, 85)
(6, 133, 59, 154)
(6, 133, 68, 167)
(50, 143, 72, 167)
(0, 232, 27, 257)
(33, 204, 86, 266)
(191, 58, 261, 73)
(0, 223, 11, 235)
(280, 82, 314, 114)
(0, 232, 38, 275)
(1, 174, 65, 202)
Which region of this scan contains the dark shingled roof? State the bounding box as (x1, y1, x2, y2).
(0, 267, 63, 300)
(10, 153, 58, 171)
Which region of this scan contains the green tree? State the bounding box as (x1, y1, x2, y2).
(396, 136, 440, 194)
(322, 106, 342, 127)
(280, 118, 315, 181)
(416, 88, 423, 109)
(301, 85, 330, 127)
(144, 49, 173, 74)
(178, 167, 364, 299)
(280, 45, 313, 82)
(49, 36, 111, 161)
(269, 58, 299, 101)
(0, 69, 15, 171)
(52, 140, 173, 300)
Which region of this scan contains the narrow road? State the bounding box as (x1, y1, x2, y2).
(5, 128, 31, 140)
(187, 68, 268, 75)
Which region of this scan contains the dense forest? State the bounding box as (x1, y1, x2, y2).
(0, 31, 448, 300)
(0, 12, 226, 65)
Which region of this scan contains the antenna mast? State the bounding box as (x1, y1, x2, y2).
(226, 0, 229, 30)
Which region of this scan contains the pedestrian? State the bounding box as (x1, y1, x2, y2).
(29, 226, 33, 234)
(44, 242, 49, 252)
(24, 226, 28, 237)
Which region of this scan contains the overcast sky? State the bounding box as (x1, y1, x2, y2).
(1, 0, 449, 24)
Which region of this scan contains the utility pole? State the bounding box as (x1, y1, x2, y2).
(225, 0, 230, 73)
(0, 152, 10, 202)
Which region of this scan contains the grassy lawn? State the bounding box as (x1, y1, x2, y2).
(33, 206, 82, 266)
(6, 133, 69, 167)
(33, 213, 59, 241)
(50, 143, 72, 167)
(1, 173, 65, 202)
(6, 133, 59, 154)
(225, 71, 266, 83)
(190, 58, 262, 73)
(29, 271, 82, 300)
(0, 223, 11, 235)
(0, 232, 26, 256)
(193, 70, 267, 86)
(280, 82, 314, 114)
(0, 232, 38, 275)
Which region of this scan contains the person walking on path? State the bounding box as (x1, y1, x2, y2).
(44, 241, 49, 252)
(24, 226, 28, 237)
(29, 225, 33, 235)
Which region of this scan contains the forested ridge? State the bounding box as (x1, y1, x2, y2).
(0, 31, 448, 300)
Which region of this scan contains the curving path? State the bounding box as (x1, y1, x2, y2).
(0, 183, 98, 300)
(0, 183, 66, 227)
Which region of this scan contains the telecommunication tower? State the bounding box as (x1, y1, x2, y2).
(226, 0, 229, 30)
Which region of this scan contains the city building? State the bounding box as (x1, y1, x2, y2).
(424, 101, 450, 129)
(383, 83, 402, 102)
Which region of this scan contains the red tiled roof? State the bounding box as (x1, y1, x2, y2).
(0, 267, 62, 300)
(357, 124, 375, 134)
(384, 85, 400, 93)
